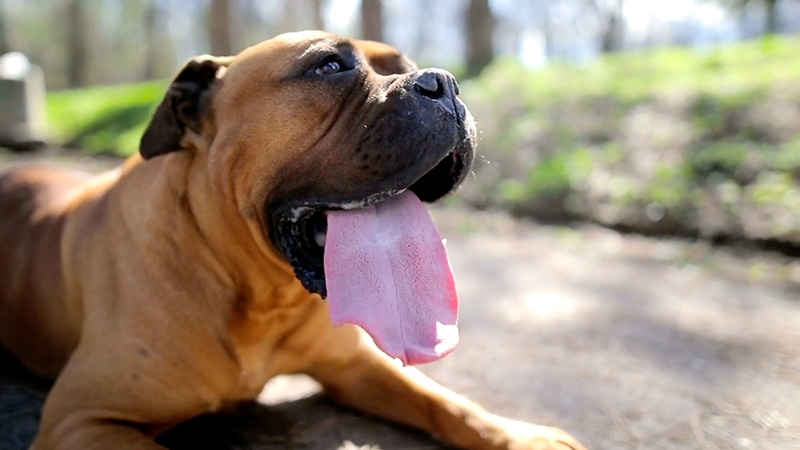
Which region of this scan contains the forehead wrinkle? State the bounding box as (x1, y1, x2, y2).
(299, 40, 335, 59)
(298, 39, 356, 60)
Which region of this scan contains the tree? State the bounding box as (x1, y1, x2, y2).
(208, 0, 233, 55)
(590, 0, 626, 53)
(762, 0, 780, 35)
(465, 0, 495, 77)
(0, 0, 9, 54)
(719, 0, 785, 36)
(360, 0, 383, 42)
(142, 0, 160, 80)
(65, 0, 87, 87)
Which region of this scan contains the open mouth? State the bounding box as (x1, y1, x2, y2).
(268, 147, 470, 297)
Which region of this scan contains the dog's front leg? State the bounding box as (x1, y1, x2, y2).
(305, 326, 585, 450)
(30, 419, 165, 450)
(31, 372, 170, 450)
(29, 341, 220, 450)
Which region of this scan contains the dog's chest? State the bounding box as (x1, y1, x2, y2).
(226, 326, 283, 400)
(226, 302, 317, 400)
(233, 365, 273, 400)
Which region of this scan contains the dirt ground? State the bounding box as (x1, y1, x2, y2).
(1, 151, 799, 449)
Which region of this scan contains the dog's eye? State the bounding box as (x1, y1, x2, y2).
(314, 57, 345, 76)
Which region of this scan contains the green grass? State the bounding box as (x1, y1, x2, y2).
(46, 81, 166, 156)
(470, 35, 800, 107)
(456, 35, 800, 243)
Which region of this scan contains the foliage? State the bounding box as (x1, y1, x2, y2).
(457, 35, 800, 244)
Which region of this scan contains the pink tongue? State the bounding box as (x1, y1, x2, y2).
(323, 191, 459, 365)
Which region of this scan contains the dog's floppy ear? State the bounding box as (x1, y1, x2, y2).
(356, 40, 417, 75)
(139, 55, 233, 159)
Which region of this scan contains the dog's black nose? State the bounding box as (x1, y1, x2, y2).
(413, 70, 459, 99)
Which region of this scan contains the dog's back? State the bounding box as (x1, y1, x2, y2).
(0, 166, 90, 378)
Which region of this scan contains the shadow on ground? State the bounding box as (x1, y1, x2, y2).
(0, 348, 451, 450)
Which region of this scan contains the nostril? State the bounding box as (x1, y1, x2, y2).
(414, 71, 444, 99)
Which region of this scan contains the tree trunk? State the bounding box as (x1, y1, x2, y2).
(208, 0, 233, 56)
(65, 0, 87, 87)
(142, 0, 159, 80)
(599, 0, 625, 53)
(0, 0, 9, 55)
(360, 0, 383, 42)
(465, 0, 495, 78)
(764, 0, 779, 35)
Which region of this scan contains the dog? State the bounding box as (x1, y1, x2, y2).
(0, 31, 585, 450)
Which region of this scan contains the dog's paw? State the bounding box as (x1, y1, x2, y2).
(509, 426, 585, 450)
(490, 416, 587, 450)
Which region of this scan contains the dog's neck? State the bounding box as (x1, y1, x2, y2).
(109, 154, 305, 307)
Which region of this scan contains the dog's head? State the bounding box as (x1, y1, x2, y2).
(140, 31, 476, 296)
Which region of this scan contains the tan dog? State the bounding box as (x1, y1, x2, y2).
(0, 31, 584, 450)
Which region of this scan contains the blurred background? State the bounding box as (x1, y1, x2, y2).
(3, 0, 800, 86)
(1, 2, 800, 449)
(1, 0, 800, 253)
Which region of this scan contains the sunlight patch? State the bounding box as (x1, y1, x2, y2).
(519, 289, 583, 321)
